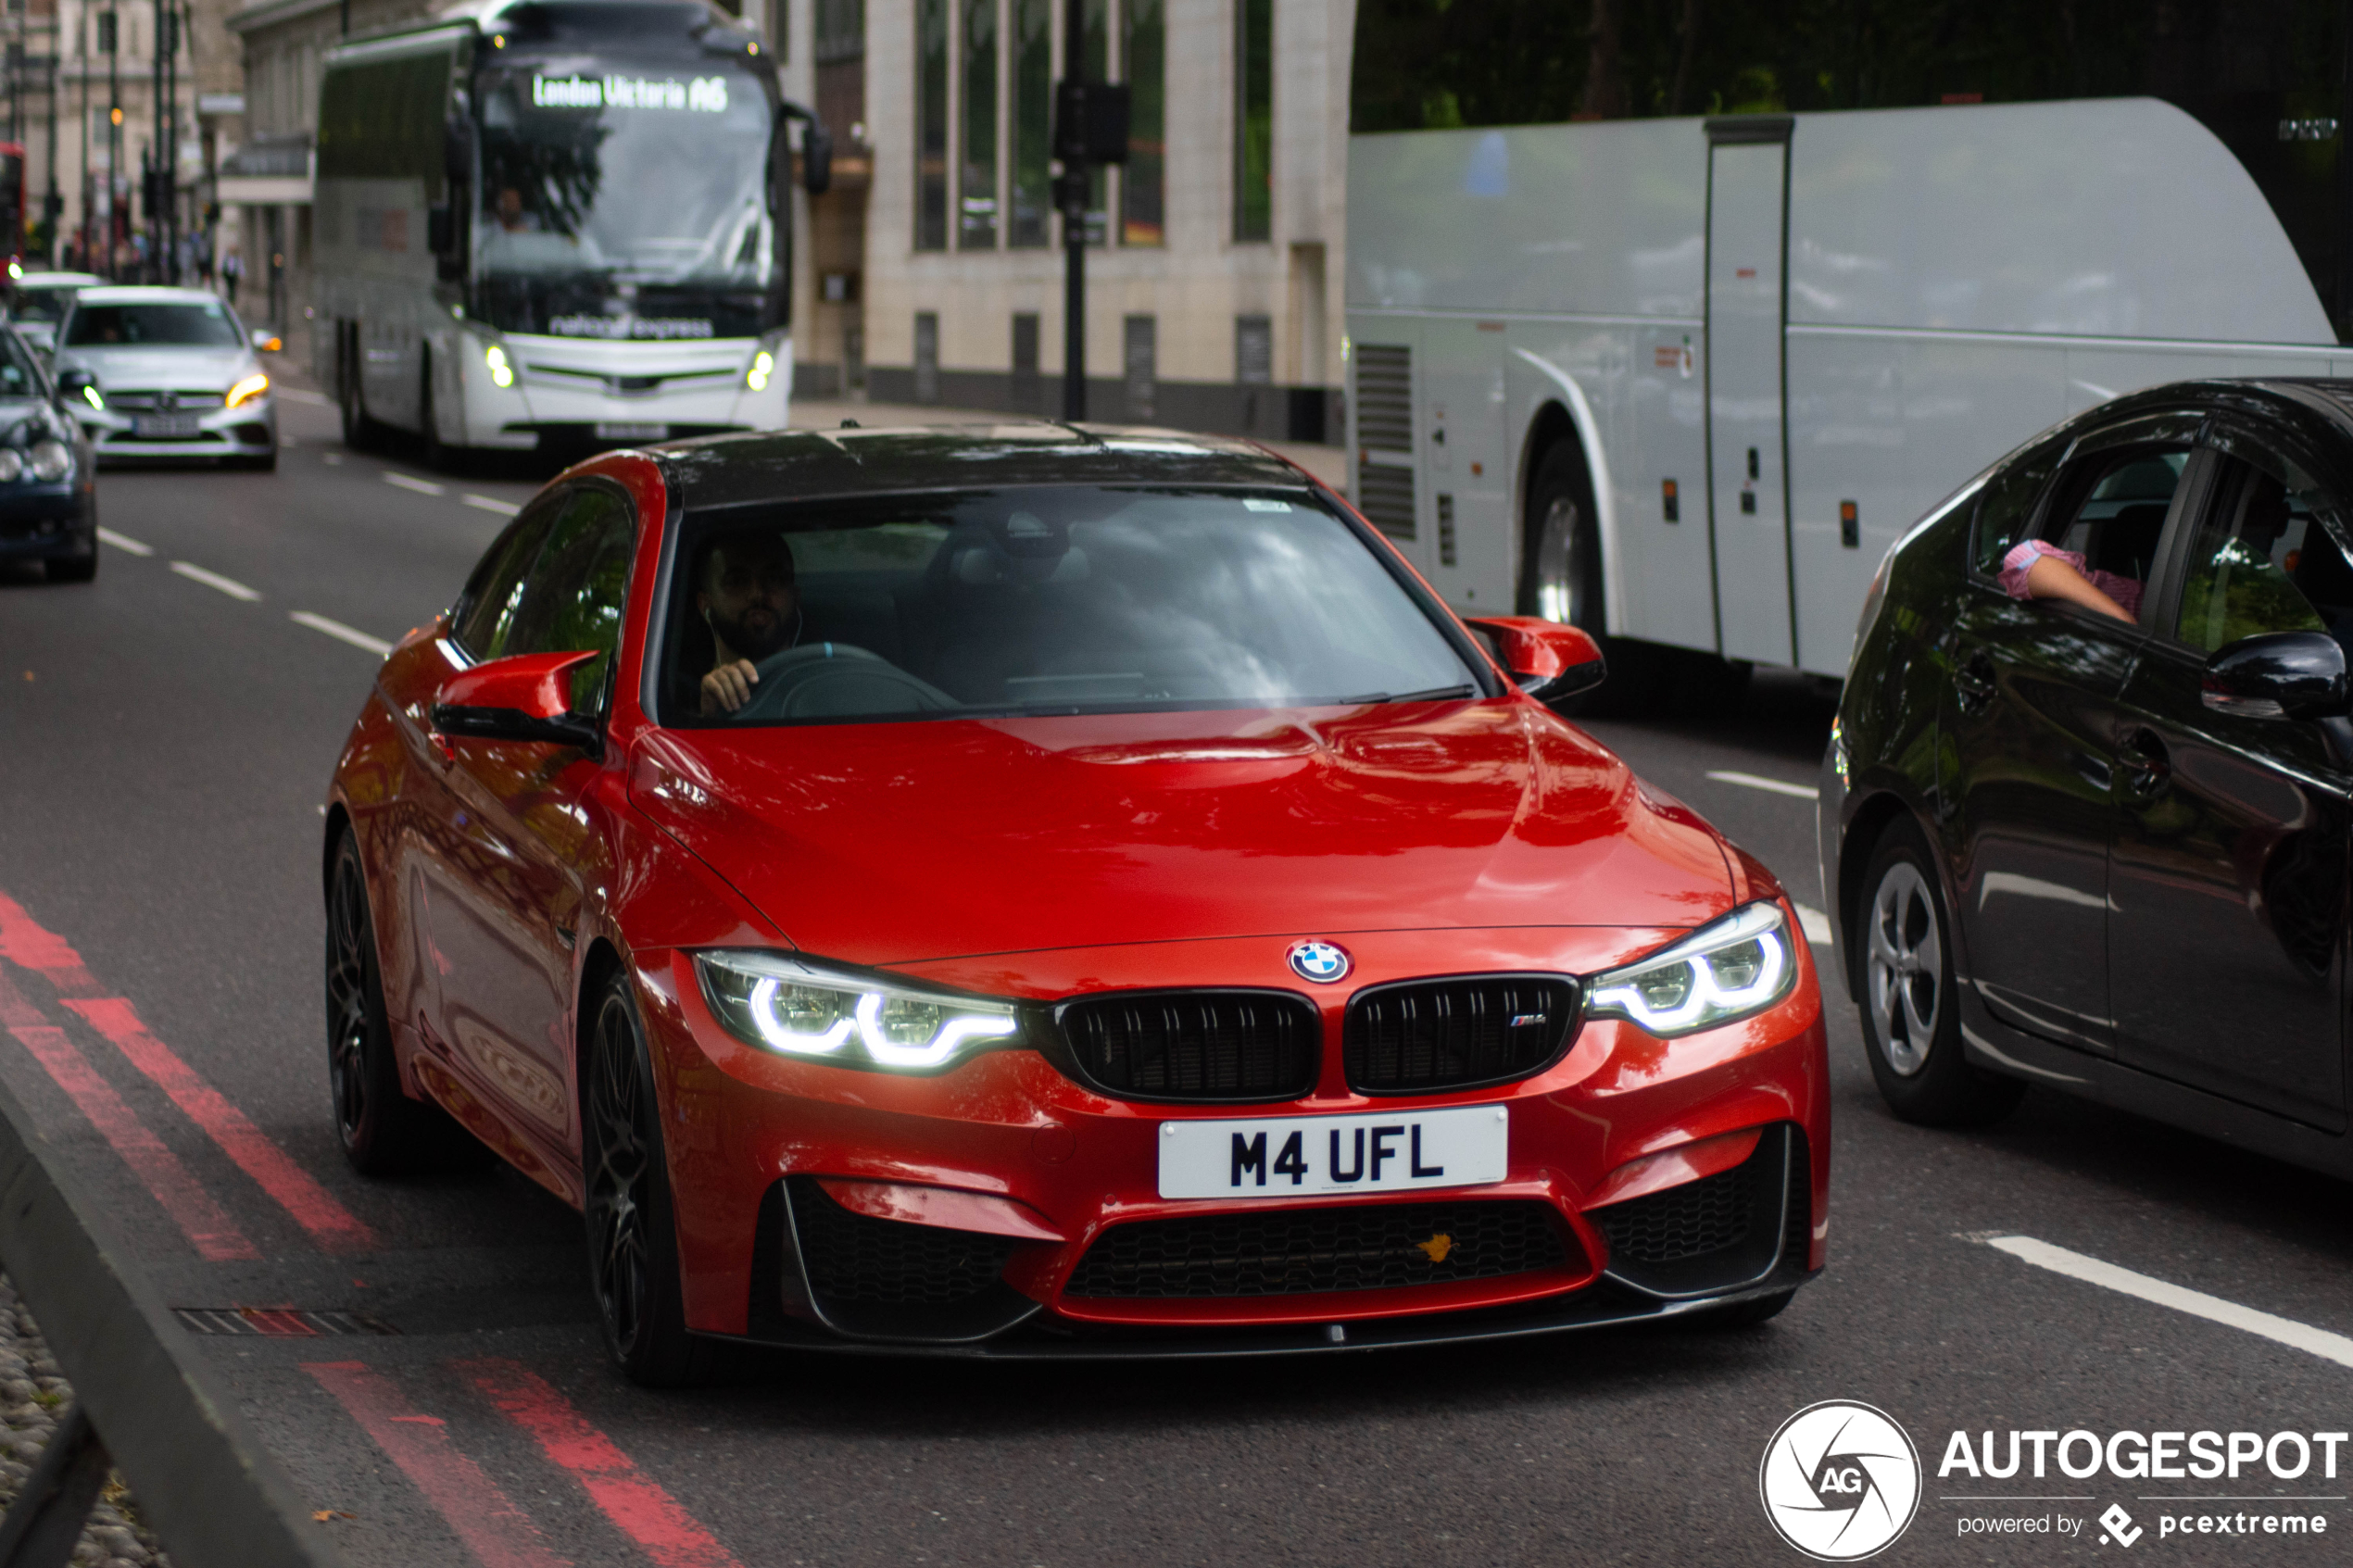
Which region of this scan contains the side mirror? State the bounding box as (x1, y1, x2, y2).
(2203, 630, 2350, 720)
(1465, 616, 1606, 702)
(431, 649, 605, 753)
(55, 367, 96, 409)
(801, 118, 833, 195)
(251, 330, 282, 353)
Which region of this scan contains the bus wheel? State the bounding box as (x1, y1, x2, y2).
(1519, 441, 1660, 713)
(420, 358, 450, 472)
(339, 324, 378, 452)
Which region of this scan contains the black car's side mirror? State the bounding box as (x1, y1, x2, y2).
(54, 367, 95, 409)
(2202, 631, 2351, 721)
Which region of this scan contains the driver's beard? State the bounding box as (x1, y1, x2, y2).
(711, 601, 800, 661)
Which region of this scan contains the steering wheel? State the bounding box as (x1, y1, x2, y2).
(736, 642, 961, 721)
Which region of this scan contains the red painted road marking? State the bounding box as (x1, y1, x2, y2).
(0, 970, 44, 1029)
(459, 1360, 743, 1568)
(6, 1024, 258, 1261)
(0, 891, 99, 994)
(306, 1361, 573, 1568)
(63, 996, 377, 1255)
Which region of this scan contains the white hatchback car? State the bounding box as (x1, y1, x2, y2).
(6, 270, 107, 358)
(53, 287, 278, 470)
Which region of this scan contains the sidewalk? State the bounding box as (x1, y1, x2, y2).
(787, 393, 1350, 494)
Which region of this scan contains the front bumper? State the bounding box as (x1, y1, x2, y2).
(79, 397, 276, 462)
(632, 922, 1833, 1355)
(0, 483, 94, 559)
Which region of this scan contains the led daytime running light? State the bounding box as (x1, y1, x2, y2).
(226, 372, 270, 408)
(485, 344, 514, 388)
(1585, 902, 1794, 1037)
(746, 349, 774, 392)
(698, 951, 1020, 1073)
(81, 383, 104, 411)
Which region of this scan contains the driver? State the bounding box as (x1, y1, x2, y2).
(698, 533, 803, 714)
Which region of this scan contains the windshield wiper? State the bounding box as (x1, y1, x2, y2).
(1335, 684, 1478, 705)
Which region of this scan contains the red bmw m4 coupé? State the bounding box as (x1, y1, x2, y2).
(322, 424, 1829, 1382)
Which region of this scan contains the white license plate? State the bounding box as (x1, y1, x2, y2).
(595, 421, 667, 440)
(133, 415, 200, 438)
(1157, 1104, 1508, 1199)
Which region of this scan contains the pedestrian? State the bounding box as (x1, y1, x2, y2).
(220, 246, 242, 305)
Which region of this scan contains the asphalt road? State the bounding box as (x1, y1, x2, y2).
(0, 394, 2348, 1568)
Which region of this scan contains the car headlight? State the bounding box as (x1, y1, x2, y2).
(0, 449, 21, 483)
(226, 373, 270, 408)
(746, 349, 774, 392)
(694, 950, 1021, 1072)
(484, 343, 513, 387)
(28, 440, 70, 483)
(1584, 902, 1796, 1038)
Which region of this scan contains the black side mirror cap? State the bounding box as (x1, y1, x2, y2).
(2203, 630, 2351, 721)
(801, 118, 833, 195)
(431, 703, 604, 756)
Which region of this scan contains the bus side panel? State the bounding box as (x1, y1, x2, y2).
(1417, 318, 1512, 611)
(1787, 333, 2067, 675)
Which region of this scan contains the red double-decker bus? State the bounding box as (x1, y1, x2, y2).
(0, 143, 23, 270)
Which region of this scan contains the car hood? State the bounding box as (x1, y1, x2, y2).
(57, 345, 256, 388)
(627, 700, 1736, 967)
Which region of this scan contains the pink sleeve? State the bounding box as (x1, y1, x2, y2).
(1996, 539, 2081, 599)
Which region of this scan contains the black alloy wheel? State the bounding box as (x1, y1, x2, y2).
(1855, 820, 2026, 1126)
(583, 976, 710, 1386)
(325, 832, 488, 1174)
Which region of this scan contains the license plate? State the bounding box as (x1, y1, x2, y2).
(133, 415, 200, 438)
(1157, 1104, 1508, 1199)
(595, 421, 667, 440)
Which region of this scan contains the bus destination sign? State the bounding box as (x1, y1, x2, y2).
(531, 74, 732, 113)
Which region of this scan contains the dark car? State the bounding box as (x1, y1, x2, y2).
(1821, 380, 2353, 1179)
(0, 321, 99, 581)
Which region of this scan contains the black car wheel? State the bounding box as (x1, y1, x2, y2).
(584, 974, 710, 1386)
(326, 832, 488, 1174)
(1856, 821, 2025, 1125)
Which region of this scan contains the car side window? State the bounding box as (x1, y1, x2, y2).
(1969, 439, 2063, 577)
(2171, 444, 2347, 658)
(2023, 444, 2192, 619)
(494, 488, 636, 711)
(451, 505, 557, 658)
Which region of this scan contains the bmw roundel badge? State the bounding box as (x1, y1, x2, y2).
(1287, 940, 1352, 985)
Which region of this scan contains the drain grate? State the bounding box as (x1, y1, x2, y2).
(173, 1308, 396, 1336)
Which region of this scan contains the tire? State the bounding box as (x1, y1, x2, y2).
(419, 355, 449, 472)
(1855, 821, 2026, 1126)
(583, 973, 712, 1386)
(46, 542, 96, 583)
(1516, 440, 1666, 714)
(325, 833, 492, 1175)
(338, 323, 378, 452)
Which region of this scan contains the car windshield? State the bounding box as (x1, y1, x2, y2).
(10, 288, 78, 325)
(63, 301, 243, 348)
(662, 486, 1483, 725)
(0, 331, 43, 397)
(472, 60, 779, 339)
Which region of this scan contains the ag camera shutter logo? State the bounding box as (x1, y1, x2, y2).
(1760, 1400, 1922, 1561)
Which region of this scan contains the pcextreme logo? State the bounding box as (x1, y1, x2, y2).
(1760, 1400, 1924, 1561)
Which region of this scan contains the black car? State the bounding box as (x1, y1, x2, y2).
(0, 321, 98, 582)
(1821, 379, 2353, 1181)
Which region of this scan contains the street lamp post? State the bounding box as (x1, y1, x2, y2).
(1051, 0, 1128, 421)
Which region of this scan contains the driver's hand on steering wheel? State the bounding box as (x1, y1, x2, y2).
(699, 658, 759, 714)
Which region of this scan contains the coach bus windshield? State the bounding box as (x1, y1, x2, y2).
(472, 62, 780, 341)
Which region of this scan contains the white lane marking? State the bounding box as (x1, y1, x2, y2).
(1792, 903, 1832, 947)
(276, 387, 334, 408)
(97, 528, 153, 556)
(462, 494, 522, 516)
(384, 472, 446, 495)
(290, 611, 393, 657)
(170, 561, 261, 601)
(1981, 1235, 2353, 1370)
(1706, 769, 1818, 800)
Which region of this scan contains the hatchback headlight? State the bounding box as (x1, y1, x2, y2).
(28, 440, 71, 483)
(1584, 902, 1796, 1038)
(484, 344, 514, 387)
(694, 951, 1021, 1073)
(226, 373, 270, 408)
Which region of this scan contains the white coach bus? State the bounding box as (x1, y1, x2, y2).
(1346, 98, 2353, 685)
(313, 0, 828, 465)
